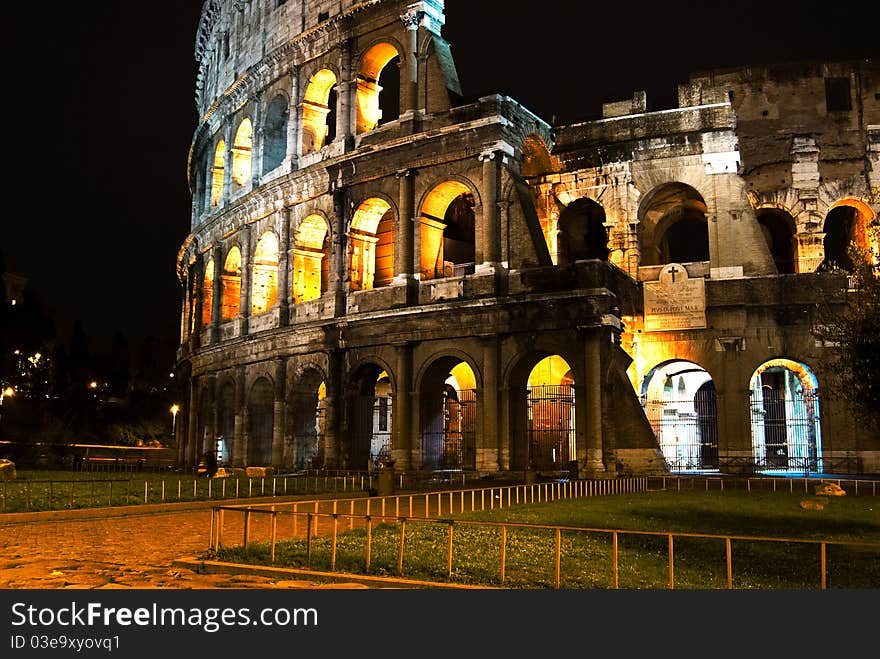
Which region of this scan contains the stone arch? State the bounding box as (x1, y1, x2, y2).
(221, 245, 242, 321)
(201, 257, 214, 327)
(247, 376, 274, 466)
(641, 359, 718, 471)
(251, 231, 279, 315)
(262, 94, 289, 175)
(749, 358, 822, 472)
(418, 178, 480, 280)
(195, 385, 214, 464)
(521, 133, 554, 178)
(210, 138, 225, 207)
(349, 197, 395, 290)
(345, 360, 395, 470)
(356, 41, 401, 133)
(557, 197, 610, 265)
(289, 366, 327, 469)
(301, 68, 337, 154)
(417, 354, 480, 471)
(293, 214, 331, 303)
(819, 198, 878, 272)
(638, 182, 710, 267)
(755, 206, 798, 274)
(216, 378, 236, 465)
(231, 118, 253, 191)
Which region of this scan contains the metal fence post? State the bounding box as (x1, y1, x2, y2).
(726, 537, 732, 589)
(612, 532, 619, 589)
(398, 519, 407, 576)
(668, 534, 675, 589)
(447, 523, 454, 578)
(555, 528, 562, 589)
(500, 525, 507, 584)
(365, 516, 372, 572)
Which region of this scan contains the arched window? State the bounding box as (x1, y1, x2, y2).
(302, 69, 337, 154)
(221, 246, 241, 321)
(557, 198, 610, 265)
(419, 359, 477, 470)
(262, 95, 288, 175)
(419, 181, 476, 279)
(638, 183, 709, 267)
(350, 198, 394, 290)
(247, 378, 274, 466)
(210, 139, 226, 208)
(251, 232, 279, 315)
(231, 118, 253, 191)
(757, 208, 797, 274)
(356, 43, 401, 133)
(201, 258, 214, 327)
(293, 215, 330, 303)
(527, 356, 575, 470)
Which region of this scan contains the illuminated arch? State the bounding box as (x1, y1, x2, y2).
(293, 214, 330, 303)
(251, 232, 279, 315)
(290, 367, 327, 469)
(525, 356, 576, 470)
(262, 95, 288, 175)
(302, 69, 337, 154)
(749, 359, 822, 472)
(346, 363, 394, 469)
(557, 198, 610, 265)
(419, 180, 476, 280)
(221, 246, 241, 321)
(756, 207, 798, 274)
(418, 357, 478, 470)
(201, 258, 214, 327)
(521, 134, 553, 178)
(231, 118, 253, 189)
(820, 198, 878, 272)
(641, 360, 718, 471)
(356, 43, 401, 133)
(210, 139, 225, 207)
(638, 183, 709, 267)
(247, 377, 274, 466)
(350, 198, 394, 290)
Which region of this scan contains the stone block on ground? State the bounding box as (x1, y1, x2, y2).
(814, 481, 846, 497)
(0, 459, 16, 481)
(800, 497, 828, 511)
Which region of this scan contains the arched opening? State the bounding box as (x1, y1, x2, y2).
(196, 388, 213, 465)
(419, 359, 477, 471)
(293, 214, 330, 303)
(639, 183, 710, 266)
(347, 365, 393, 470)
(210, 139, 225, 208)
(247, 378, 274, 466)
(251, 232, 279, 315)
(231, 118, 253, 192)
(356, 43, 401, 133)
(290, 371, 326, 469)
(750, 359, 822, 473)
(420, 181, 476, 280)
(557, 197, 610, 265)
(262, 95, 288, 175)
(217, 381, 235, 466)
(301, 69, 337, 154)
(221, 246, 242, 321)
(641, 361, 718, 471)
(757, 208, 797, 274)
(819, 201, 877, 272)
(521, 134, 553, 178)
(201, 258, 214, 327)
(522, 355, 576, 471)
(350, 198, 394, 290)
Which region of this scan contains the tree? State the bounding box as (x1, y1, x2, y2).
(812, 234, 880, 426)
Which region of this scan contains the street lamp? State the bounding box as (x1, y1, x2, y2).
(170, 404, 180, 439)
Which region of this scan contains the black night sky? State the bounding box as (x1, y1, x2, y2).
(3, 1, 878, 367)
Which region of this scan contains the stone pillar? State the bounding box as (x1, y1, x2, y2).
(179, 267, 191, 349)
(399, 8, 421, 116)
(330, 187, 348, 317)
(233, 366, 248, 468)
(277, 208, 292, 326)
(477, 150, 501, 273)
(272, 359, 286, 467)
(238, 225, 253, 335)
(287, 66, 301, 170)
(393, 342, 413, 470)
(251, 95, 263, 188)
(189, 258, 203, 353)
(336, 39, 355, 145)
(480, 336, 501, 471)
(394, 169, 415, 285)
(210, 242, 223, 344)
(323, 349, 344, 468)
(186, 377, 200, 468)
(222, 120, 233, 206)
(583, 330, 606, 475)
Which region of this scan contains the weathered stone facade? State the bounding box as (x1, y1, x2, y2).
(176, 0, 879, 477)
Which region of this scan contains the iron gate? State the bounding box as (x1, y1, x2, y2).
(351, 394, 392, 470)
(420, 389, 477, 470)
(642, 388, 719, 471)
(527, 384, 575, 470)
(750, 389, 821, 472)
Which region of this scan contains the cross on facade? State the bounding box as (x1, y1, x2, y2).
(667, 265, 680, 282)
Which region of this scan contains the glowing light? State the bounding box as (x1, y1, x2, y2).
(2, 387, 13, 398)
(89, 381, 98, 389)
(231, 118, 253, 187)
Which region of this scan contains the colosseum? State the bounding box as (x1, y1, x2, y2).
(175, 0, 879, 478)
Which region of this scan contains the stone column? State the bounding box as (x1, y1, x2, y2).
(583, 330, 606, 475)
(251, 95, 263, 188)
(189, 258, 204, 353)
(399, 8, 421, 116)
(277, 208, 292, 326)
(330, 187, 348, 317)
(179, 267, 191, 349)
(393, 342, 413, 470)
(238, 225, 253, 335)
(186, 377, 200, 468)
(477, 150, 501, 274)
(233, 366, 247, 467)
(480, 336, 501, 471)
(287, 66, 301, 171)
(336, 39, 355, 145)
(394, 169, 415, 285)
(272, 359, 286, 467)
(210, 242, 223, 344)
(222, 120, 233, 206)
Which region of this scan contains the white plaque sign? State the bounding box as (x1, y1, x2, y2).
(644, 263, 707, 332)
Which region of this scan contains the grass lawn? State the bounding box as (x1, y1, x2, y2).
(213, 490, 880, 589)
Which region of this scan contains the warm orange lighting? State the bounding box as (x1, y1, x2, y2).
(202, 258, 214, 327)
(170, 404, 180, 416)
(221, 246, 242, 320)
(211, 139, 226, 207)
(231, 118, 253, 187)
(251, 232, 280, 315)
(2, 387, 13, 398)
(350, 198, 394, 290)
(302, 69, 337, 154)
(89, 381, 98, 389)
(294, 215, 330, 303)
(356, 43, 400, 133)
